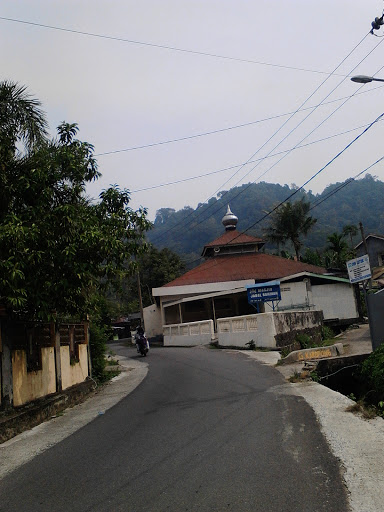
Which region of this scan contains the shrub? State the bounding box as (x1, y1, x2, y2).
(361, 344, 384, 403)
(321, 325, 334, 341)
(295, 333, 312, 349)
(89, 323, 108, 382)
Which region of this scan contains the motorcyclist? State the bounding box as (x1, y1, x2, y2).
(135, 325, 149, 354)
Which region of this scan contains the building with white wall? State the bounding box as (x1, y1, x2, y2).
(145, 207, 360, 346)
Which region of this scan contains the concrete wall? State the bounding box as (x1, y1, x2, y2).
(265, 281, 310, 312)
(356, 237, 384, 267)
(12, 347, 56, 407)
(60, 344, 89, 391)
(217, 311, 323, 348)
(218, 314, 276, 348)
(163, 320, 214, 346)
(143, 304, 162, 339)
(312, 283, 358, 321)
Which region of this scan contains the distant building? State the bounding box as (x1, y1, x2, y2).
(355, 234, 384, 268)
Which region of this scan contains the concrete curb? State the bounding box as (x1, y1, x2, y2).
(280, 342, 344, 364)
(0, 379, 95, 444)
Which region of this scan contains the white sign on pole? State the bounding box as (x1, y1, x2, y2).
(347, 254, 371, 284)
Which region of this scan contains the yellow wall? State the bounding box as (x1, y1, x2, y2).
(60, 344, 89, 390)
(12, 347, 56, 407)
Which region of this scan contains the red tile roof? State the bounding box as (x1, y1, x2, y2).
(204, 230, 263, 247)
(164, 253, 326, 287)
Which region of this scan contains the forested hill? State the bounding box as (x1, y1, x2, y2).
(147, 174, 384, 261)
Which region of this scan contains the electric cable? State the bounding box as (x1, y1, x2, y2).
(132, 120, 382, 193)
(178, 111, 384, 270)
(96, 85, 384, 156)
(150, 31, 371, 245)
(0, 16, 350, 76)
(309, 155, 384, 212)
(190, 38, 384, 235)
(240, 111, 384, 235)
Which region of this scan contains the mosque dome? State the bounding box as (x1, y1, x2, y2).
(222, 205, 238, 231)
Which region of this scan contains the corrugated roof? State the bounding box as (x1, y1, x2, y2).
(164, 253, 327, 287)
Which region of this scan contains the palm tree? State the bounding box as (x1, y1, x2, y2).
(264, 199, 317, 260)
(0, 81, 48, 218)
(0, 80, 48, 153)
(326, 232, 348, 269)
(342, 224, 358, 250)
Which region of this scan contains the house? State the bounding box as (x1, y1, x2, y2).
(145, 207, 360, 347)
(0, 311, 91, 409)
(355, 234, 384, 287)
(355, 234, 384, 268)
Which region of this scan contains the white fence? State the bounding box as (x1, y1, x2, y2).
(163, 320, 215, 346)
(217, 311, 322, 348)
(217, 314, 276, 348)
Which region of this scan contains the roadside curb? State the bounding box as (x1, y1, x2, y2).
(0, 379, 95, 444)
(280, 342, 344, 364)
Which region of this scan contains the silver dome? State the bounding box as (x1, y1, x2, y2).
(222, 205, 238, 230)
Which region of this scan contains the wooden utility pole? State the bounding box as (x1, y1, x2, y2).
(359, 221, 372, 289)
(137, 271, 144, 330)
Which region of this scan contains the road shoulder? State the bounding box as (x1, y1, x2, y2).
(242, 347, 384, 512)
(0, 352, 147, 479)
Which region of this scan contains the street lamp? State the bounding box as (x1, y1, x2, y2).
(350, 75, 384, 84)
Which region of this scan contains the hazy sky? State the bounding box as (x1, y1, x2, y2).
(2, 1, 384, 220)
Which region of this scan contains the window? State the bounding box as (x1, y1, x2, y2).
(26, 328, 42, 372)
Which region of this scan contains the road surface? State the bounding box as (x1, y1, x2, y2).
(0, 346, 349, 511)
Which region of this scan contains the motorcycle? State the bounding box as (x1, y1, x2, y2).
(136, 334, 149, 357)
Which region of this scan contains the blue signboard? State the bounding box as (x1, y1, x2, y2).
(246, 280, 281, 304)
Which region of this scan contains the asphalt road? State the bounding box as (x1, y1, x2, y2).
(0, 346, 349, 512)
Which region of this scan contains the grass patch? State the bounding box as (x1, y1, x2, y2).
(346, 400, 377, 419)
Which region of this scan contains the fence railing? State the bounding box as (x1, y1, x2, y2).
(163, 320, 214, 346)
(217, 314, 258, 334)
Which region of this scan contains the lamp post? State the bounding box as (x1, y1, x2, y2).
(350, 75, 384, 84)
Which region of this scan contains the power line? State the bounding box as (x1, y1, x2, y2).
(96, 85, 384, 156)
(151, 31, 372, 245)
(309, 155, 384, 211)
(0, 16, 349, 77)
(132, 120, 382, 193)
(241, 111, 384, 236)
(178, 111, 384, 270)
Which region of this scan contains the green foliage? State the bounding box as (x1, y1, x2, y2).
(89, 323, 107, 382)
(118, 246, 185, 310)
(295, 333, 313, 349)
(264, 199, 317, 260)
(326, 232, 349, 269)
(321, 325, 334, 341)
(361, 344, 384, 403)
(302, 248, 323, 266)
(310, 371, 319, 382)
(147, 176, 384, 263)
(0, 82, 152, 320)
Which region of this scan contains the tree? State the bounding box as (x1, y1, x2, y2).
(0, 83, 151, 319)
(326, 232, 348, 269)
(342, 224, 358, 250)
(264, 199, 317, 260)
(118, 246, 185, 311)
(0, 81, 48, 220)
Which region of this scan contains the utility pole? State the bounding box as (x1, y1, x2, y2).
(137, 271, 144, 330)
(359, 221, 372, 289)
